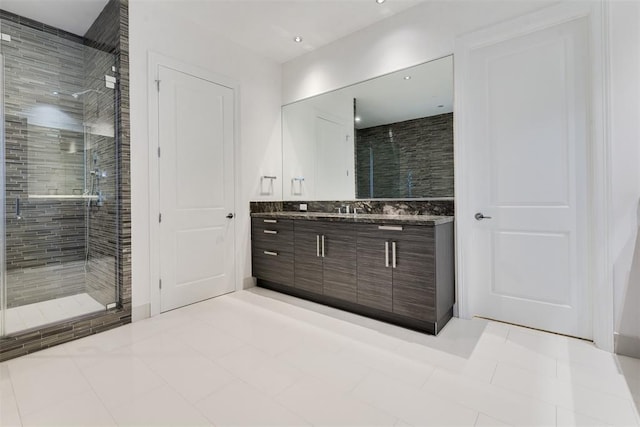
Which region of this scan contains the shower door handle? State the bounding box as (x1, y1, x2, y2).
(16, 197, 22, 220)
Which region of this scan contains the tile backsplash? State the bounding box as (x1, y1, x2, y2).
(250, 199, 454, 216)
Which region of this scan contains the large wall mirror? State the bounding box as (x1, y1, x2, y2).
(282, 55, 453, 201)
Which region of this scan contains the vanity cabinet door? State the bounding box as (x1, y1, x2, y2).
(294, 221, 324, 294)
(356, 224, 436, 319)
(356, 231, 393, 312)
(322, 223, 357, 303)
(392, 228, 436, 322)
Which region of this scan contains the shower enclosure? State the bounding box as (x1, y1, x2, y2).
(0, 10, 119, 337)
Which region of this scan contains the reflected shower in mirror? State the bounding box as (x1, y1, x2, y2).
(282, 55, 453, 201)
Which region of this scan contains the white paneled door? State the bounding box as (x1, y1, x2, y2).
(458, 15, 591, 338)
(158, 65, 235, 313)
(315, 116, 350, 200)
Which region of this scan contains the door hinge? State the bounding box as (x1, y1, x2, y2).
(159, 278, 162, 289)
(159, 212, 162, 223)
(155, 79, 160, 91)
(157, 146, 161, 157)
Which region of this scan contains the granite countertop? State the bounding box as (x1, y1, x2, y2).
(251, 211, 453, 226)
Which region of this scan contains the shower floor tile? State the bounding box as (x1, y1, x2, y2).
(3, 293, 105, 335)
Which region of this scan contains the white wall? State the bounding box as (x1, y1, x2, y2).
(282, 0, 557, 104)
(283, 0, 640, 348)
(609, 0, 640, 346)
(129, 0, 282, 318)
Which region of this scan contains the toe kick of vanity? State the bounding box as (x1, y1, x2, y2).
(251, 213, 455, 335)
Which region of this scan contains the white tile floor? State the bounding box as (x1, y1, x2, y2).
(4, 293, 106, 334)
(1, 287, 639, 427)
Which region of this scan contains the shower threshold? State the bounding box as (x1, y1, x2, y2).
(3, 293, 104, 335)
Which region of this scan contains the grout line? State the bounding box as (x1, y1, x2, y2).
(489, 361, 499, 384)
(5, 368, 25, 426)
(473, 411, 481, 426)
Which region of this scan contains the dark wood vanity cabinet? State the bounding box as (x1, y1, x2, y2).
(251, 216, 455, 334)
(356, 224, 449, 323)
(294, 221, 357, 302)
(251, 218, 294, 286)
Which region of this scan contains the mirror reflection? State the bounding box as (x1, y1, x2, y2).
(282, 55, 453, 200)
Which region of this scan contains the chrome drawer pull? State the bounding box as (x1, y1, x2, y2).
(263, 219, 277, 223)
(321, 235, 325, 258)
(378, 225, 403, 231)
(263, 251, 278, 256)
(317, 235, 320, 257)
(263, 230, 278, 234)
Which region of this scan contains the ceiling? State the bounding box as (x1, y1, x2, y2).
(1, 0, 110, 36)
(0, 0, 426, 63)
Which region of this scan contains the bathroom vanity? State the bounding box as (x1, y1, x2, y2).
(265, 55, 456, 335)
(251, 212, 455, 334)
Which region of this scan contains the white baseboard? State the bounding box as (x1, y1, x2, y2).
(132, 303, 151, 322)
(243, 276, 257, 290)
(614, 333, 640, 359)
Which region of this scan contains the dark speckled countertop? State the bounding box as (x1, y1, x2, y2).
(251, 211, 453, 226)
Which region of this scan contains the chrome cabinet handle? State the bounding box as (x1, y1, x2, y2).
(263, 219, 277, 223)
(475, 213, 492, 221)
(385, 241, 389, 267)
(378, 225, 403, 231)
(263, 251, 278, 256)
(321, 235, 325, 258)
(317, 235, 320, 257)
(263, 230, 278, 234)
(392, 241, 397, 268)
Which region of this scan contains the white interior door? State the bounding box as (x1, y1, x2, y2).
(459, 16, 591, 338)
(158, 65, 235, 313)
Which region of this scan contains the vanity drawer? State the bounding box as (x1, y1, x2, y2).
(251, 218, 294, 249)
(356, 223, 434, 243)
(252, 247, 294, 287)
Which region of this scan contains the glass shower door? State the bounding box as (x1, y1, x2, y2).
(0, 15, 118, 336)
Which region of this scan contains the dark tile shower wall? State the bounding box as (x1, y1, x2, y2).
(0, 0, 131, 361)
(115, 0, 132, 312)
(355, 113, 454, 199)
(1, 12, 88, 307)
(83, 3, 120, 307)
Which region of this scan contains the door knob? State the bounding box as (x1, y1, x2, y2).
(475, 212, 492, 221)
(226, 213, 234, 219)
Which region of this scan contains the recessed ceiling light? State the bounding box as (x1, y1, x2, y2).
(403, 76, 411, 80)
(376, 0, 386, 4)
(293, 36, 303, 43)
